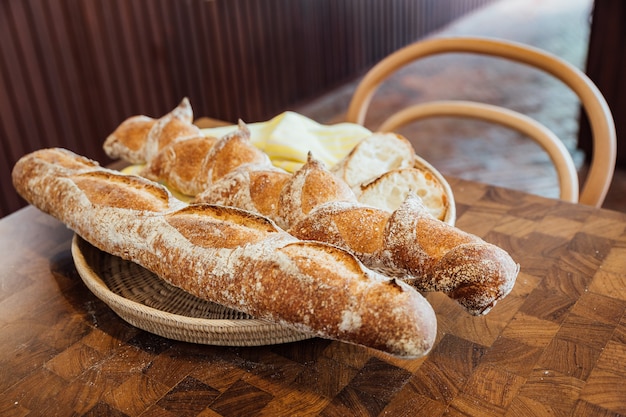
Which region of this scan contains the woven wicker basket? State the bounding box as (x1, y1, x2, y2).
(71, 235, 313, 346)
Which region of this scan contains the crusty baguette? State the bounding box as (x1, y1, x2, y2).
(197, 154, 518, 315)
(12, 148, 437, 357)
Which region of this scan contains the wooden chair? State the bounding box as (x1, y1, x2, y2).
(346, 37, 617, 207)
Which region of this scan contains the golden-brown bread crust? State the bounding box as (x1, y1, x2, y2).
(103, 115, 156, 161)
(140, 135, 219, 195)
(141, 122, 271, 197)
(12, 148, 437, 357)
(289, 195, 518, 315)
(275, 153, 357, 229)
(196, 154, 358, 231)
(103, 98, 198, 164)
(73, 172, 173, 212)
(249, 170, 292, 217)
(196, 167, 292, 219)
(290, 202, 389, 255)
(197, 123, 271, 184)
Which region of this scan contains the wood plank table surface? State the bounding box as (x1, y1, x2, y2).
(1, 176, 626, 416)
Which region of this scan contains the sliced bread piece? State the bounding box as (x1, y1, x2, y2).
(358, 167, 448, 221)
(332, 132, 416, 195)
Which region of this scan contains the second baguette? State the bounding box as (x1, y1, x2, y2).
(197, 153, 518, 315)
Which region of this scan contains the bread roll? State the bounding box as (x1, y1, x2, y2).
(12, 148, 437, 357)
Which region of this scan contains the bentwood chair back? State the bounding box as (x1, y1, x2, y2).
(346, 37, 617, 207)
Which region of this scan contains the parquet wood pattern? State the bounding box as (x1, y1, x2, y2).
(1, 177, 626, 416)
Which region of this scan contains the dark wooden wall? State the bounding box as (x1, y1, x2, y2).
(0, 0, 495, 218)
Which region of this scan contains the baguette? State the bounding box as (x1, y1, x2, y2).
(197, 154, 518, 315)
(12, 148, 437, 357)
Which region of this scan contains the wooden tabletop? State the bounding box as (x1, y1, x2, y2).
(1, 177, 626, 416)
